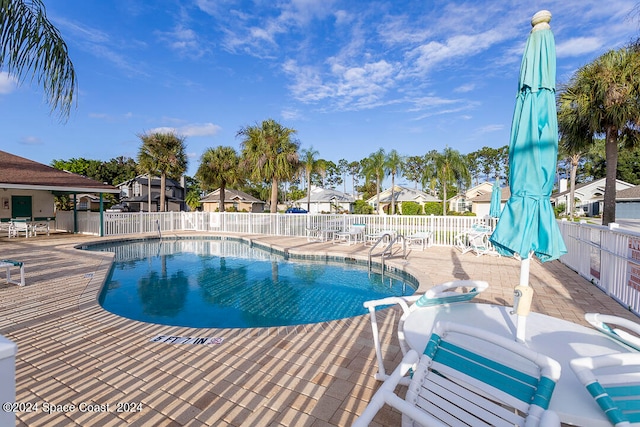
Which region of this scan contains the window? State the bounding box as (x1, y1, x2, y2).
(133, 182, 141, 197)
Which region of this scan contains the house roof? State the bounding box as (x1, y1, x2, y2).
(552, 178, 634, 199)
(616, 185, 640, 200)
(472, 187, 511, 203)
(200, 188, 265, 204)
(294, 187, 355, 203)
(366, 186, 439, 204)
(0, 150, 119, 194)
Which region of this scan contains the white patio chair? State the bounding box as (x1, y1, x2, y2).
(454, 223, 491, 254)
(405, 231, 433, 251)
(333, 224, 366, 245)
(363, 280, 488, 381)
(353, 321, 562, 427)
(570, 353, 640, 426)
(585, 313, 640, 351)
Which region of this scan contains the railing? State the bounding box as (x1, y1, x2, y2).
(558, 220, 640, 317)
(53, 211, 640, 317)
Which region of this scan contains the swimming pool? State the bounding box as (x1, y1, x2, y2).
(86, 237, 418, 329)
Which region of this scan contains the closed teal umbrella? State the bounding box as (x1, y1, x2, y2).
(489, 179, 502, 218)
(489, 10, 567, 342)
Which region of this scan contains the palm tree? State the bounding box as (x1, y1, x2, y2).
(429, 147, 470, 215)
(137, 132, 188, 212)
(238, 119, 300, 213)
(1, 0, 77, 120)
(300, 147, 321, 212)
(558, 87, 593, 220)
(361, 149, 387, 215)
(385, 149, 404, 214)
(557, 45, 640, 225)
(196, 146, 241, 212)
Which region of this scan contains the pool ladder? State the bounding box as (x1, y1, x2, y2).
(368, 233, 406, 277)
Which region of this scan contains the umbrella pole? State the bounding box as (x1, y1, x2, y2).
(514, 257, 533, 342)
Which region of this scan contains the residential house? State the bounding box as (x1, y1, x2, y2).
(471, 187, 511, 218)
(293, 187, 355, 214)
(615, 185, 640, 219)
(200, 188, 265, 213)
(74, 194, 102, 211)
(116, 175, 186, 212)
(0, 150, 119, 222)
(447, 182, 495, 214)
(552, 178, 634, 217)
(366, 186, 439, 215)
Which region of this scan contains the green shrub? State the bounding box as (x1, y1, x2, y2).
(354, 200, 373, 214)
(423, 202, 444, 215)
(554, 203, 566, 218)
(401, 201, 423, 215)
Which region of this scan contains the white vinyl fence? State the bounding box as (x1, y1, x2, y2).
(55, 211, 640, 317)
(558, 220, 640, 317)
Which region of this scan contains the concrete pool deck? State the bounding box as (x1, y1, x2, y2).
(0, 231, 637, 426)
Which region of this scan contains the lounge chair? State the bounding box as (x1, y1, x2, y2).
(364, 230, 395, 247)
(468, 230, 501, 257)
(585, 313, 640, 351)
(570, 353, 640, 426)
(363, 280, 488, 381)
(405, 231, 433, 251)
(333, 224, 366, 245)
(454, 223, 491, 254)
(353, 321, 562, 427)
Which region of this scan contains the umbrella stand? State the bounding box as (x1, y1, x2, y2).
(513, 256, 533, 342)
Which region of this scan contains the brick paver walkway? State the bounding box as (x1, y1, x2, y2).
(0, 232, 637, 426)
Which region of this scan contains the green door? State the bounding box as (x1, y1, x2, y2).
(11, 195, 32, 219)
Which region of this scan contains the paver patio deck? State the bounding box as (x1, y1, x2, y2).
(0, 231, 637, 426)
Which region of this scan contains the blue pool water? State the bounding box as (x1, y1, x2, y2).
(87, 237, 417, 329)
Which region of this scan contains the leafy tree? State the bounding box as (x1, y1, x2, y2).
(238, 119, 300, 213)
(361, 149, 387, 214)
(137, 132, 188, 212)
(338, 159, 349, 194)
(196, 146, 241, 212)
(1, 0, 77, 120)
(557, 44, 640, 224)
(385, 149, 404, 214)
(348, 161, 361, 196)
(300, 146, 321, 211)
(404, 155, 426, 189)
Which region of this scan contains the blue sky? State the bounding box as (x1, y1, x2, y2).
(1, 0, 639, 186)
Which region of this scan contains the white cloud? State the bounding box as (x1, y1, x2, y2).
(556, 37, 604, 57)
(19, 136, 42, 146)
(149, 123, 221, 137)
(454, 83, 475, 93)
(0, 72, 17, 94)
(478, 124, 504, 134)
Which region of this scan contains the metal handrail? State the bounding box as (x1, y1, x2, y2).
(368, 232, 406, 274)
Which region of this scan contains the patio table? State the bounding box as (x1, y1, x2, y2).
(402, 302, 633, 427)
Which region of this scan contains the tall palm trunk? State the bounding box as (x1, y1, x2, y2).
(375, 174, 381, 215)
(306, 172, 312, 212)
(390, 174, 396, 215)
(160, 171, 167, 212)
(569, 154, 579, 220)
(270, 178, 279, 213)
(148, 173, 152, 212)
(219, 181, 226, 212)
(603, 126, 619, 225)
